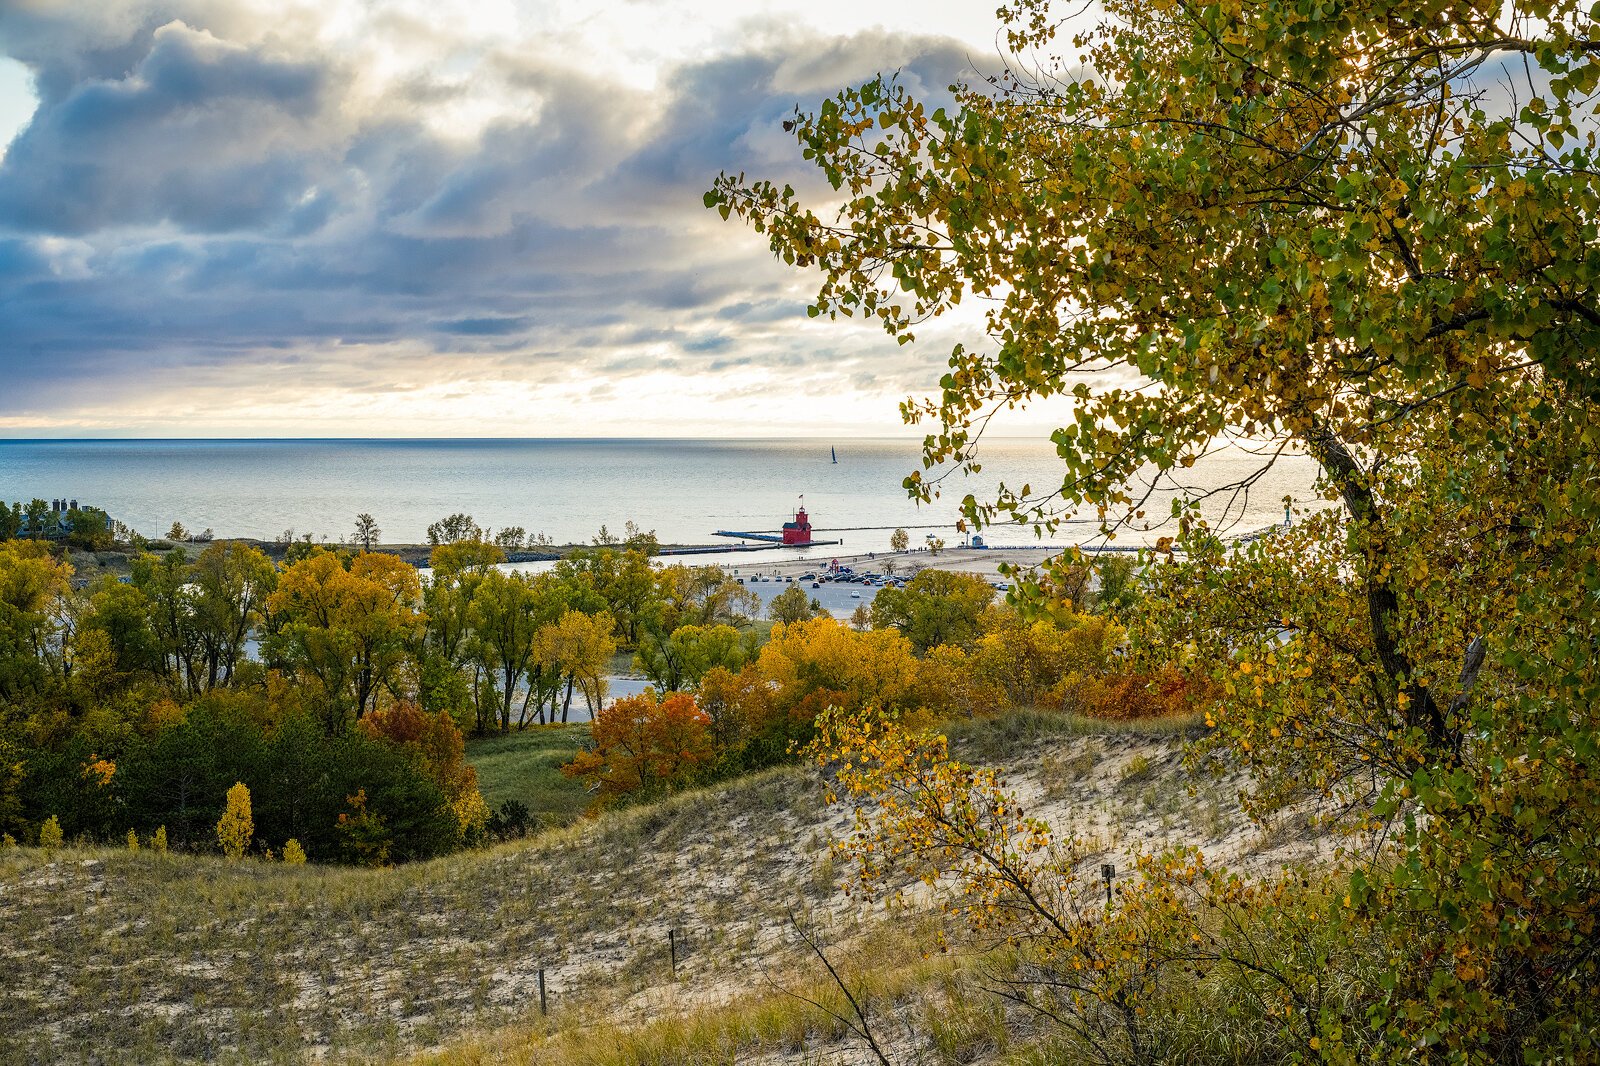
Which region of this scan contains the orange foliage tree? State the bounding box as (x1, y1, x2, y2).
(561, 691, 713, 804)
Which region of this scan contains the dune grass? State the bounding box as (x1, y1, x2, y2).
(0, 706, 1224, 1065)
(466, 724, 592, 828)
(943, 707, 1206, 762)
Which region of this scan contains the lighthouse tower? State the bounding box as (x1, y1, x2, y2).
(781, 503, 813, 545)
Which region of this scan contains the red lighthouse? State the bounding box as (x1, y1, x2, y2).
(781, 503, 812, 545)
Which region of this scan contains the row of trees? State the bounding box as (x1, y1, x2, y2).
(1, 515, 777, 857)
(566, 564, 1172, 805)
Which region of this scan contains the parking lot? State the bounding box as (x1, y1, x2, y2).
(736, 570, 894, 617)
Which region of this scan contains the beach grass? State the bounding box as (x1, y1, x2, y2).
(1, 706, 1239, 1065)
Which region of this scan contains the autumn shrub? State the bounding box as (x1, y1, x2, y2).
(1067, 665, 1211, 721)
(335, 788, 391, 866)
(562, 690, 713, 805)
(970, 608, 1125, 709)
(281, 838, 306, 865)
(38, 814, 62, 849)
(811, 708, 1380, 1063)
(757, 616, 922, 724)
(696, 664, 784, 772)
(358, 700, 488, 841)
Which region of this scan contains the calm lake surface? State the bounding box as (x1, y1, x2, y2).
(0, 438, 1319, 551)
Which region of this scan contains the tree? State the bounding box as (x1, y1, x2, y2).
(654, 564, 759, 630)
(756, 616, 921, 726)
(766, 583, 819, 626)
(353, 514, 381, 551)
(358, 701, 488, 841)
(131, 548, 199, 688)
(80, 578, 162, 678)
(466, 569, 563, 731)
(561, 690, 713, 804)
(556, 547, 660, 647)
(63, 507, 112, 551)
(216, 781, 253, 860)
(25, 499, 49, 539)
(266, 550, 425, 729)
(419, 538, 505, 726)
(188, 542, 276, 691)
(534, 610, 617, 722)
(623, 520, 660, 556)
(713, 0, 1600, 1054)
(888, 528, 909, 553)
(868, 569, 994, 653)
(491, 526, 525, 551)
(166, 522, 187, 543)
(0, 541, 73, 701)
(635, 622, 752, 693)
(426, 513, 482, 546)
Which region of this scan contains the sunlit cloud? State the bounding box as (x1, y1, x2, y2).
(0, 1, 1063, 438)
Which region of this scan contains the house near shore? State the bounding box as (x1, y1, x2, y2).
(15, 498, 109, 540)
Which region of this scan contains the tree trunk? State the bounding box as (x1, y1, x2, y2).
(1303, 421, 1448, 756)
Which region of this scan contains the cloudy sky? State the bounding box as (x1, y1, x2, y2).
(0, 0, 1059, 438)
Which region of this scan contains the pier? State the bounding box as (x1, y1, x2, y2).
(710, 530, 842, 547)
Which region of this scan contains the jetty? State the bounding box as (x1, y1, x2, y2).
(713, 502, 842, 548)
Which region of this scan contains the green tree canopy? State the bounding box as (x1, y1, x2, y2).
(712, 0, 1600, 1056)
(869, 569, 994, 652)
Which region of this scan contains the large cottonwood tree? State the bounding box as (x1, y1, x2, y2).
(711, 1, 1600, 1057)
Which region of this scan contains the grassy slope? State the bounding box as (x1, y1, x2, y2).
(466, 725, 592, 829)
(1, 711, 1308, 1066)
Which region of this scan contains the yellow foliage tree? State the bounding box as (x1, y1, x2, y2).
(38, 814, 63, 850)
(215, 781, 253, 860)
(266, 549, 425, 728)
(152, 825, 167, 854)
(282, 838, 307, 865)
(756, 616, 921, 721)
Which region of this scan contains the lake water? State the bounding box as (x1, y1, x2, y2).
(0, 437, 1320, 552)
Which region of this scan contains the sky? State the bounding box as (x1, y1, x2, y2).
(0, 0, 1065, 439)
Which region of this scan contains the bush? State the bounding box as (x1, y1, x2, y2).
(216, 782, 253, 860)
(562, 691, 713, 805)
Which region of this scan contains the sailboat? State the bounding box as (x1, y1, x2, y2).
(831, 446, 837, 464)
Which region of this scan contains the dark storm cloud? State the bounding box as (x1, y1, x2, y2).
(0, 20, 339, 234)
(0, 5, 988, 418)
